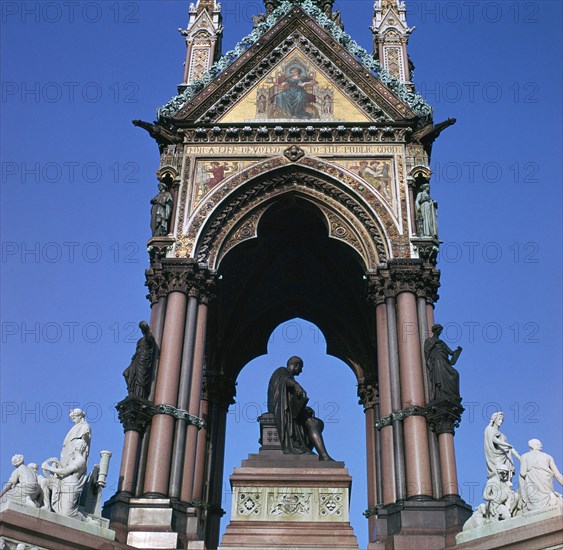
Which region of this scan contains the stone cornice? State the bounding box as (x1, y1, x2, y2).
(179, 123, 412, 144)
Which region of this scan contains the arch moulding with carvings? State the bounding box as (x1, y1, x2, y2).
(174, 156, 405, 266)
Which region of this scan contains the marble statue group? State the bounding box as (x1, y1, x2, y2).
(463, 411, 563, 531)
(0, 409, 111, 521)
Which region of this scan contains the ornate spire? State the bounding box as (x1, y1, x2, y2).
(372, 0, 414, 85)
(179, 0, 223, 88)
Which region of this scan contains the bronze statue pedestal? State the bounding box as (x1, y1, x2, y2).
(219, 414, 359, 549)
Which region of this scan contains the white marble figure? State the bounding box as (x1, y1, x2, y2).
(40, 408, 91, 518)
(462, 503, 489, 531)
(26, 464, 44, 507)
(484, 412, 520, 482)
(519, 439, 563, 514)
(483, 465, 518, 520)
(0, 455, 40, 506)
(42, 439, 88, 518)
(61, 409, 91, 464)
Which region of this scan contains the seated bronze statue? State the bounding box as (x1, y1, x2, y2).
(267, 356, 333, 461)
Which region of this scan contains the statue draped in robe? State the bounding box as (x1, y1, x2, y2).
(424, 324, 462, 402)
(267, 356, 333, 460)
(123, 321, 156, 399)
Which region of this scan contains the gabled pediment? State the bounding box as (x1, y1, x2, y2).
(217, 49, 371, 124)
(160, 4, 430, 125)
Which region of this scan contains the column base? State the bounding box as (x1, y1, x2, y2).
(103, 493, 205, 549)
(372, 496, 472, 550)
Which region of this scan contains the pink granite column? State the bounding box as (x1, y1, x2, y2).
(192, 397, 209, 503)
(118, 430, 140, 494)
(386, 297, 407, 501)
(135, 296, 167, 496)
(396, 292, 432, 498)
(144, 291, 187, 495)
(364, 399, 377, 539)
(418, 296, 443, 499)
(376, 303, 397, 504)
(426, 304, 435, 334)
(181, 299, 209, 502)
(169, 293, 199, 498)
(204, 400, 229, 549)
(116, 297, 167, 496)
(439, 433, 459, 496)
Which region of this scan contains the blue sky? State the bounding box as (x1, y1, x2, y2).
(1, 2, 561, 548)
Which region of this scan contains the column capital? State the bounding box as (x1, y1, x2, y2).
(145, 260, 217, 304)
(425, 400, 464, 435)
(358, 382, 378, 411)
(366, 260, 440, 305)
(116, 396, 155, 434)
(202, 371, 236, 409)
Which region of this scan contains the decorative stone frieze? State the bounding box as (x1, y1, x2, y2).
(181, 124, 412, 143)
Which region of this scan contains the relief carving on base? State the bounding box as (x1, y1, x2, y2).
(268, 492, 312, 517)
(320, 493, 343, 517)
(238, 492, 262, 517)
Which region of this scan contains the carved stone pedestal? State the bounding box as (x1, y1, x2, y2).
(0, 500, 129, 550)
(220, 416, 359, 550)
(455, 505, 563, 549)
(373, 497, 472, 550)
(103, 494, 204, 549)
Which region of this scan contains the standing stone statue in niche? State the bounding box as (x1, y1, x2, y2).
(519, 439, 563, 513)
(150, 182, 173, 237)
(123, 321, 156, 399)
(415, 183, 439, 238)
(267, 356, 334, 461)
(484, 411, 519, 482)
(424, 324, 463, 402)
(0, 455, 41, 506)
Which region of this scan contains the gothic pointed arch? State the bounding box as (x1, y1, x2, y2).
(204, 195, 376, 384)
(189, 161, 393, 271)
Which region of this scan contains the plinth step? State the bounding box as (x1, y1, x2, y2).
(220, 520, 359, 549)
